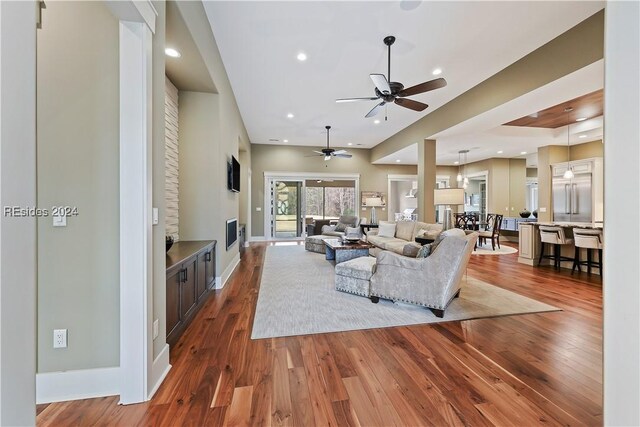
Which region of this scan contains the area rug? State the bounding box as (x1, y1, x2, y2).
(251, 245, 559, 339)
(472, 242, 518, 255)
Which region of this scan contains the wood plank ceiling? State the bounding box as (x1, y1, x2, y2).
(504, 89, 603, 128)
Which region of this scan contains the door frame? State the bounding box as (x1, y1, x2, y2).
(263, 172, 360, 239)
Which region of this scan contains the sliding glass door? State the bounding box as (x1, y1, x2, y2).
(266, 175, 359, 239)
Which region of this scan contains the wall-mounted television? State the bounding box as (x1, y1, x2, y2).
(226, 218, 238, 250)
(227, 155, 240, 193)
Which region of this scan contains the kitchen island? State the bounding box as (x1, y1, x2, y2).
(518, 221, 603, 275)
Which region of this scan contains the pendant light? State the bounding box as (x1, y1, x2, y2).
(563, 107, 574, 179)
(458, 150, 469, 189)
(456, 151, 463, 182)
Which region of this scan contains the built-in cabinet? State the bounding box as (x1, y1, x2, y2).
(166, 240, 216, 346)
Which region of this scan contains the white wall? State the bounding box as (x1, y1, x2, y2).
(603, 1, 640, 425)
(0, 2, 37, 425)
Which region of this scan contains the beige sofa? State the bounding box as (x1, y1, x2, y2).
(367, 221, 443, 257)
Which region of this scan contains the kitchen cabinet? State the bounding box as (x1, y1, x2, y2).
(166, 240, 217, 346)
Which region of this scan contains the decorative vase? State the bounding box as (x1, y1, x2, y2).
(519, 209, 531, 218)
(532, 210, 538, 218)
(166, 235, 174, 252)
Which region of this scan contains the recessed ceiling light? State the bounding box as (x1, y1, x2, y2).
(165, 48, 181, 58)
(317, 180, 322, 183)
(283, 139, 288, 143)
(396, 159, 401, 163)
(576, 117, 587, 122)
(287, 113, 294, 119)
(579, 134, 587, 138)
(454, 161, 459, 165)
(520, 151, 527, 155)
(296, 52, 307, 61)
(497, 150, 504, 154)
(432, 68, 442, 76)
(374, 119, 380, 124)
(347, 143, 353, 146)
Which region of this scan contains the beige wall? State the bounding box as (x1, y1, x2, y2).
(250, 144, 417, 237)
(509, 159, 527, 214)
(571, 139, 603, 159)
(36, 2, 119, 372)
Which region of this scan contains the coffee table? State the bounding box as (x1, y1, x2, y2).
(323, 238, 373, 264)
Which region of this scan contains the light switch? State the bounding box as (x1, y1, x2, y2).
(256, 207, 262, 212)
(53, 215, 66, 227)
(152, 208, 159, 225)
(539, 207, 547, 213)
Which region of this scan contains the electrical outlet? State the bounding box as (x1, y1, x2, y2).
(539, 207, 547, 213)
(53, 329, 67, 348)
(153, 319, 159, 339)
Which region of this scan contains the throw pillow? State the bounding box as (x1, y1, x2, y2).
(378, 222, 396, 238)
(416, 244, 433, 258)
(334, 222, 348, 232)
(417, 233, 446, 258)
(403, 243, 421, 257)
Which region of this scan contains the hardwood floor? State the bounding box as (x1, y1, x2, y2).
(37, 242, 602, 426)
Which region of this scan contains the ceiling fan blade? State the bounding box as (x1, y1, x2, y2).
(395, 97, 428, 112)
(333, 153, 352, 158)
(365, 101, 386, 118)
(305, 154, 325, 157)
(370, 74, 391, 95)
(398, 77, 447, 97)
(336, 97, 379, 103)
(332, 149, 347, 155)
(312, 150, 324, 154)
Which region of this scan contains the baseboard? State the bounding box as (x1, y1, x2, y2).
(248, 236, 266, 242)
(148, 343, 171, 400)
(215, 253, 241, 289)
(36, 366, 120, 404)
(244, 242, 250, 248)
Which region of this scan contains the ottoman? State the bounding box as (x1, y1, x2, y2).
(335, 256, 377, 297)
(305, 235, 329, 253)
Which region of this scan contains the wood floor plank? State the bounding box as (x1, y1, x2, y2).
(36, 242, 603, 427)
(224, 386, 253, 427)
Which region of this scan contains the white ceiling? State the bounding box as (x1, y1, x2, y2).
(374, 60, 605, 166)
(203, 1, 604, 149)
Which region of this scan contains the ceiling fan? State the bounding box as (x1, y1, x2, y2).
(336, 35, 447, 118)
(307, 126, 352, 161)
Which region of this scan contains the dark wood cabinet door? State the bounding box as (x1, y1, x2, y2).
(196, 251, 207, 301)
(166, 267, 182, 339)
(180, 258, 197, 319)
(205, 247, 216, 289)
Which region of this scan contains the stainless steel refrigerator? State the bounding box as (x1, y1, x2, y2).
(552, 174, 592, 222)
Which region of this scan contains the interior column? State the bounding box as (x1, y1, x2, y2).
(417, 139, 436, 222)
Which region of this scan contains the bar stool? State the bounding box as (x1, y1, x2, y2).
(572, 228, 603, 275)
(538, 226, 574, 270)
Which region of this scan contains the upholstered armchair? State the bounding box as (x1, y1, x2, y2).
(369, 232, 478, 317)
(321, 215, 360, 237)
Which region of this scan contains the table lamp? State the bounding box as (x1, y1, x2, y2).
(366, 197, 384, 225)
(434, 188, 464, 230)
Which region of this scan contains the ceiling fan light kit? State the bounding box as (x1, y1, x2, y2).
(336, 35, 447, 119)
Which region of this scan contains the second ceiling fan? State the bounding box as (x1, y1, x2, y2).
(307, 126, 352, 161)
(336, 35, 447, 118)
